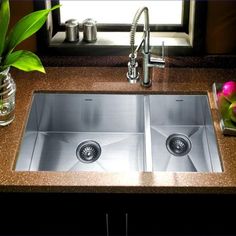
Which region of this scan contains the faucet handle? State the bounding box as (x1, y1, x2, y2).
(149, 41, 165, 68)
(150, 54, 165, 68)
(161, 41, 165, 59)
(149, 55, 165, 68)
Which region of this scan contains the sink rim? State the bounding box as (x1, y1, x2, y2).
(15, 92, 222, 173)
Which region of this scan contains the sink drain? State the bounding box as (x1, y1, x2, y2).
(166, 134, 192, 157)
(76, 140, 101, 163)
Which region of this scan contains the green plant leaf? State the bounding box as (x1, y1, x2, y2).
(5, 50, 45, 73)
(0, 0, 10, 56)
(0, 99, 3, 110)
(4, 4, 60, 55)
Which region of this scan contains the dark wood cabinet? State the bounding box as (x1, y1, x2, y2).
(0, 193, 236, 235)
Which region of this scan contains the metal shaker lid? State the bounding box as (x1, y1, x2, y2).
(65, 19, 79, 27)
(82, 18, 96, 27)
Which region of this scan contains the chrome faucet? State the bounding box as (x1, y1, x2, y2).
(127, 7, 165, 87)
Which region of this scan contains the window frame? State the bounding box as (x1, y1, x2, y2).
(34, 0, 207, 56)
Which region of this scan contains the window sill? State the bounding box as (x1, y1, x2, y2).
(48, 31, 193, 56)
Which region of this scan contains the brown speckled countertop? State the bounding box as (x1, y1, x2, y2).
(1, 66, 236, 193)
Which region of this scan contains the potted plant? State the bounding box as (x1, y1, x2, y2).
(0, 0, 60, 126)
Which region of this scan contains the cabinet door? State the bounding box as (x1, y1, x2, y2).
(0, 193, 107, 235)
(126, 194, 236, 236)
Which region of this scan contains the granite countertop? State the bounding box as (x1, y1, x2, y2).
(1, 66, 236, 193)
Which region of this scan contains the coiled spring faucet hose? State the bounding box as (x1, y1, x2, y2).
(130, 7, 149, 58)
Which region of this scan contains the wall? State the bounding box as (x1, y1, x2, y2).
(10, 0, 36, 52)
(9, 0, 236, 55)
(206, 0, 236, 54)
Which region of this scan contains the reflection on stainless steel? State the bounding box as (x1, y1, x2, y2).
(65, 19, 79, 42)
(82, 18, 97, 43)
(150, 95, 222, 172)
(16, 94, 144, 172)
(15, 93, 222, 173)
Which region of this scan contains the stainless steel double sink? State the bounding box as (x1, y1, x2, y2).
(15, 93, 222, 172)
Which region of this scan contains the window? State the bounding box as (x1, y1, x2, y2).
(60, 1, 184, 28)
(34, 0, 207, 56)
(52, 0, 189, 32)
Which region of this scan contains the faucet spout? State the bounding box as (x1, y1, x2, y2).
(130, 7, 150, 56)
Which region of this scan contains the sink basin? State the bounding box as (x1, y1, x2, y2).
(15, 93, 222, 172)
(149, 95, 221, 172)
(16, 94, 144, 171)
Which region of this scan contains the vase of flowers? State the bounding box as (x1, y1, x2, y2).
(0, 0, 60, 126)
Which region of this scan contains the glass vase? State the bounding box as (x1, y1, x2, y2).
(0, 67, 16, 126)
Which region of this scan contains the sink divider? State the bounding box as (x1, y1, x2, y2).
(144, 95, 153, 172)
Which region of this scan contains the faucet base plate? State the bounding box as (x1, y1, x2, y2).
(127, 72, 140, 84)
(141, 80, 152, 88)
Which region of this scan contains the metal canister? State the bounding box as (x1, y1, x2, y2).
(82, 18, 97, 43)
(65, 19, 79, 42)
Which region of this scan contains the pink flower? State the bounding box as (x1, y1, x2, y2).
(222, 81, 236, 97)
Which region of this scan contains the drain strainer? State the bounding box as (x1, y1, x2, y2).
(76, 140, 101, 163)
(166, 134, 192, 156)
